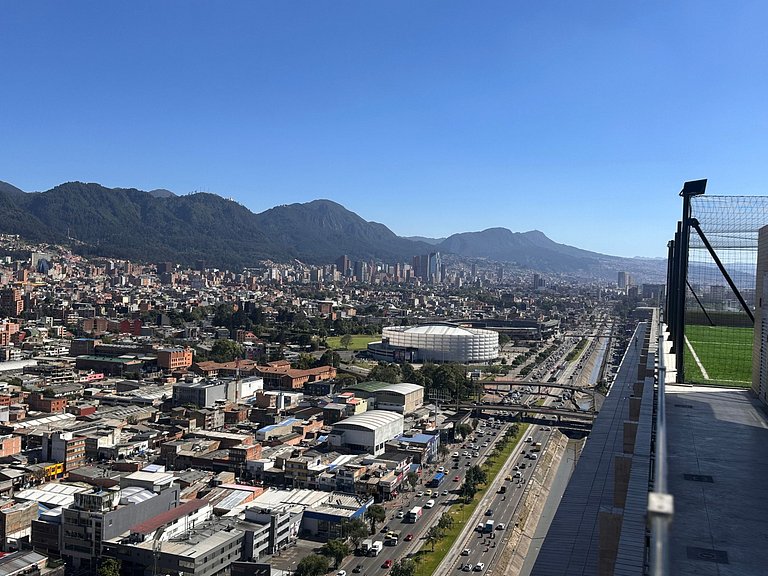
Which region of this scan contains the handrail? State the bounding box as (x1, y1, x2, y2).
(648, 329, 673, 576)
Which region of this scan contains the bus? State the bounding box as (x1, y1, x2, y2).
(428, 472, 446, 488)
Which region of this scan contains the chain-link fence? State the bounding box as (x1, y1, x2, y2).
(680, 195, 768, 385)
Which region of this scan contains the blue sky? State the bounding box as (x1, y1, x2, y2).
(2, 2, 766, 258)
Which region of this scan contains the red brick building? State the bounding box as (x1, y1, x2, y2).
(157, 347, 193, 370)
(118, 318, 143, 336)
(27, 392, 67, 413)
(0, 435, 21, 458)
(0, 322, 19, 346)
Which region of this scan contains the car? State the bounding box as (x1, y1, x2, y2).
(438, 466, 446, 473)
(397, 511, 404, 518)
(383, 559, 393, 568)
(461, 548, 471, 556)
(416, 491, 424, 497)
(454, 475, 460, 482)
(474, 563, 485, 572)
(353, 566, 363, 573)
(425, 489, 433, 496)
(485, 509, 493, 516)
(405, 533, 414, 541)
(462, 564, 473, 572)
(530, 454, 538, 460)
(442, 490, 449, 496)
(337, 571, 347, 576)
(496, 523, 505, 530)
(452, 452, 459, 458)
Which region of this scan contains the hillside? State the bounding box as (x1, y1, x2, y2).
(0, 180, 665, 279)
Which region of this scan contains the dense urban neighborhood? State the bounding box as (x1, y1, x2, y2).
(0, 233, 654, 576)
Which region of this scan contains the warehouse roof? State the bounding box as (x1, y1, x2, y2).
(377, 383, 424, 395)
(333, 410, 404, 431)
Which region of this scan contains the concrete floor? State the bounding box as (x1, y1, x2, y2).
(666, 384, 768, 576)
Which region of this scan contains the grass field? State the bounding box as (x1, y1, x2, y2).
(683, 324, 753, 386)
(325, 334, 380, 351)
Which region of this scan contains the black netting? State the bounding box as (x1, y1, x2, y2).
(683, 196, 768, 385)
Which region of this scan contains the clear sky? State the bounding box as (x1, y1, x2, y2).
(2, 2, 766, 258)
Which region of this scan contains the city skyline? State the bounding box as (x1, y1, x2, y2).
(3, 2, 767, 258)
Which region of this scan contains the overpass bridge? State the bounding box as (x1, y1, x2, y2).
(484, 380, 596, 394)
(458, 402, 596, 423)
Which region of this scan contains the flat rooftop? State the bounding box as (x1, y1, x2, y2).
(665, 382, 768, 575)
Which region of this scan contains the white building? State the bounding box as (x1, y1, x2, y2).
(368, 324, 499, 363)
(328, 410, 405, 456)
(374, 383, 424, 414)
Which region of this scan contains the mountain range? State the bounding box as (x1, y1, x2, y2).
(0, 180, 665, 280)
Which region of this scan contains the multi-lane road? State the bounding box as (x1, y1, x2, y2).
(339, 423, 513, 574)
(447, 423, 554, 576)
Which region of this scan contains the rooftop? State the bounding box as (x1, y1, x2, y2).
(333, 410, 404, 431)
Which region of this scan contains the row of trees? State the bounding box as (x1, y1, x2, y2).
(367, 361, 483, 401)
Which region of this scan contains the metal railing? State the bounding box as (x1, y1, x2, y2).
(648, 330, 673, 576)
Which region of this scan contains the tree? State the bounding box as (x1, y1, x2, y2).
(406, 471, 419, 491)
(391, 558, 417, 576)
(320, 538, 350, 568)
(317, 349, 341, 368)
(295, 554, 330, 576)
(456, 423, 473, 439)
(426, 525, 442, 551)
(209, 339, 243, 362)
(365, 504, 386, 534)
(342, 518, 370, 550)
(97, 558, 121, 576)
(340, 333, 353, 350)
(438, 512, 454, 532)
(367, 362, 402, 384)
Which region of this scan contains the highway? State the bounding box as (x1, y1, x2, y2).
(443, 423, 554, 576)
(339, 423, 510, 574)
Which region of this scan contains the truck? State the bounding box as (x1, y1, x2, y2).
(361, 539, 373, 554)
(407, 506, 423, 522)
(369, 541, 383, 556)
(484, 520, 494, 533)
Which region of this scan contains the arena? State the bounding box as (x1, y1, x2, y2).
(367, 324, 499, 363)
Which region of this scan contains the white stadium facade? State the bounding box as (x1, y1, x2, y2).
(367, 324, 499, 364)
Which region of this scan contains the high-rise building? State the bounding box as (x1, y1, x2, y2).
(336, 255, 351, 277)
(0, 288, 23, 318)
(412, 252, 442, 283)
(618, 271, 628, 289)
(533, 273, 546, 289)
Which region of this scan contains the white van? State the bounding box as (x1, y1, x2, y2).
(425, 499, 436, 509)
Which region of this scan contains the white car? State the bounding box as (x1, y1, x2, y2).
(474, 563, 485, 572)
(442, 490, 449, 496)
(463, 564, 473, 572)
(461, 549, 470, 556)
(397, 511, 404, 518)
(416, 491, 424, 497)
(337, 571, 347, 576)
